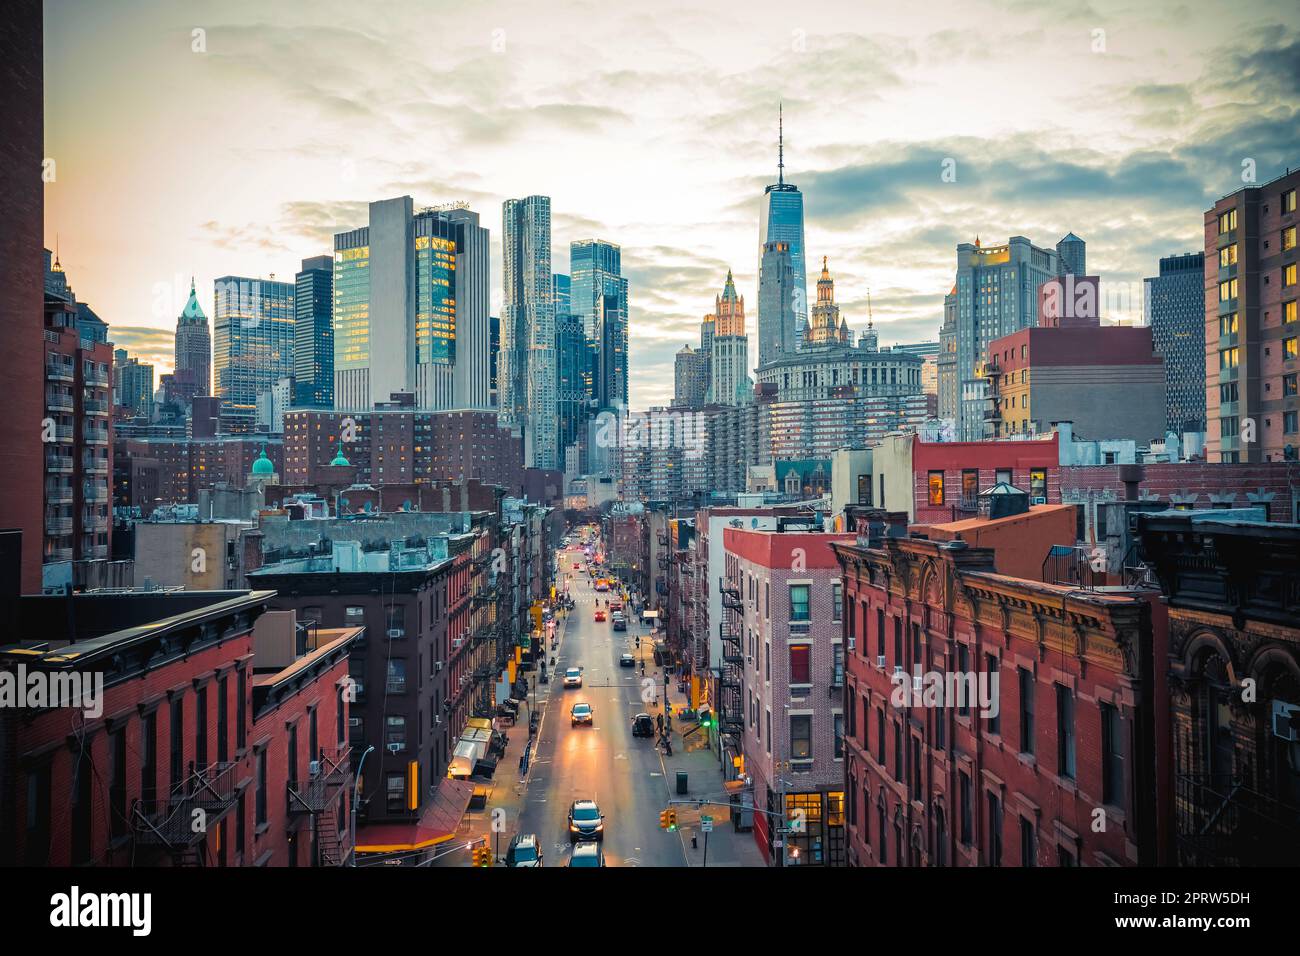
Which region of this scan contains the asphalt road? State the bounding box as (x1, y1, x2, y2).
(514, 543, 686, 868)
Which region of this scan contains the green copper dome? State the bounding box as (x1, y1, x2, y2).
(251, 447, 275, 476)
(330, 447, 351, 467)
(181, 278, 206, 321)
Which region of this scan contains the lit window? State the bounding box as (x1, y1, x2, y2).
(928, 471, 945, 505)
(1284, 226, 1297, 252)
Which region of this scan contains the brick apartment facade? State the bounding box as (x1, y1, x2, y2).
(834, 517, 1170, 867)
(910, 435, 1061, 524)
(0, 590, 357, 867)
(723, 525, 856, 865)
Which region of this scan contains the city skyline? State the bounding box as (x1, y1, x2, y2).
(42, 0, 1298, 409)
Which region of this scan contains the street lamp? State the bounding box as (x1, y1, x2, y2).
(349, 744, 375, 868)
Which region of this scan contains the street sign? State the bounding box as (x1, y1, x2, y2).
(701, 816, 714, 833)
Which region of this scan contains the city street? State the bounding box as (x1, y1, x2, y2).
(511, 543, 687, 867)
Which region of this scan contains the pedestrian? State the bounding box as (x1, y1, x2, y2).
(656, 713, 664, 734)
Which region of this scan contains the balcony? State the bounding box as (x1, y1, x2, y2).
(46, 452, 73, 473)
(51, 425, 74, 444)
(82, 429, 108, 446)
(133, 761, 241, 855)
(45, 546, 73, 562)
(82, 513, 108, 532)
(46, 485, 73, 505)
(84, 543, 109, 559)
(45, 361, 74, 383)
(45, 515, 73, 536)
(45, 390, 73, 412)
(85, 368, 109, 387)
(983, 407, 1002, 421)
(83, 398, 109, 416)
(82, 483, 109, 502)
(83, 455, 109, 474)
(1175, 772, 1300, 866)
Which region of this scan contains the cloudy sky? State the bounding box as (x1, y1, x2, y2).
(44, 0, 1298, 408)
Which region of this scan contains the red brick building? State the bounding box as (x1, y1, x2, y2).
(723, 524, 856, 866)
(834, 513, 1170, 867)
(0, 590, 358, 866)
(908, 433, 1061, 524)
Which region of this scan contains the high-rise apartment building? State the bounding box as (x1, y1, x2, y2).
(213, 274, 295, 431)
(937, 289, 958, 425)
(709, 270, 751, 405)
(673, 344, 708, 407)
(332, 198, 491, 413)
(501, 196, 558, 469)
(294, 254, 333, 408)
(948, 235, 1071, 440)
(759, 107, 808, 346)
(556, 271, 596, 474)
(1144, 252, 1206, 434)
(114, 349, 155, 420)
(171, 277, 211, 405)
(1203, 170, 1300, 462)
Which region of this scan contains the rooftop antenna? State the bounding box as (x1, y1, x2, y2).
(778, 102, 785, 186)
(866, 287, 874, 329)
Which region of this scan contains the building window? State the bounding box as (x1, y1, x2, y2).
(892, 720, 903, 782)
(1220, 312, 1238, 336)
(788, 584, 810, 622)
(1219, 244, 1238, 267)
(1284, 337, 1298, 360)
(790, 715, 812, 760)
(985, 653, 1000, 735)
(1220, 347, 1239, 369)
(256, 748, 268, 827)
(877, 709, 886, 765)
(1029, 469, 1046, 500)
(386, 773, 406, 813)
(1285, 188, 1297, 213)
(1285, 263, 1297, 288)
(1285, 374, 1298, 398)
(1219, 278, 1238, 301)
(386, 659, 407, 694)
(876, 608, 885, 659)
(834, 714, 844, 759)
(957, 644, 971, 716)
(832, 643, 844, 687)
(1056, 684, 1076, 780)
(928, 471, 945, 505)
(386, 715, 407, 753)
(236, 668, 247, 751)
(961, 468, 979, 505)
(140, 711, 157, 817)
(959, 772, 972, 846)
(911, 736, 922, 795)
(1284, 300, 1297, 324)
(1020, 817, 1036, 867)
(1058, 844, 1076, 867)
(109, 728, 128, 839)
(1283, 226, 1297, 252)
(169, 697, 185, 791)
(788, 644, 811, 685)
(1217, 208, 1237, 233)
(217, 676, 229, 763)
(1019, 668, 1035, 755)
(1286, 410, 1299, 434)
(995, 468, 1011, 485)
(1101, 702, 1125, 806)
(878, 802, 887, 864)
(986, 792, 1003, 866)
(832, 582, 842, 621)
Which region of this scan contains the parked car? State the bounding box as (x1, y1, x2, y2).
(612, 614, 626, 632)
(568, 842, 605, 867)
(567, 799, 605, 841)
(506, 833, 543, 868)
(631, 713, 655, 737)
(563, 667, 583, 688)
(571, 702, 593, 726)
(619, 653, 635, 668)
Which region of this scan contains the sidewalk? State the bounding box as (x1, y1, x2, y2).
(652, 642, 764, 868)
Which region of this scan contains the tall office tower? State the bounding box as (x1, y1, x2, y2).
(951, 235, 1063, 440)
(758, 240, 797, 366)
(1204, 170, 1300, 463)
(571, 239, 628, 411)
(489, 315, 500, 407)
(937, 288, 958, 424)
(173, 278, 211, 403)
(708, 270, 751, 405)
(293, 256, 333, 408)
(674, 345, 708, 407)
(556, 271, 597, 474)
(114, 350, 156, 419)
(1145, 252, 1206, 434)
(333, 198, 491, 412)
(699, 313, 715, 389)
(213, 274, 294, 431)
(759, 106, 808, 342)
(502, 196, 558, 469)
(805, 257, 851, 346)
(1056, 232, 1087, 276)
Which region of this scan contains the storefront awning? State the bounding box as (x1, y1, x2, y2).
(355, 777, 475, 854)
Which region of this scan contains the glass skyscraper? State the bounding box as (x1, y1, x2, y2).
(294, 255, 333, 408)
(555, 271, 597, 474)
(758, 108, 808, 360)
(1145, 252, 1206, 433)
(213, 274, 295, 430)
(502, 195, 557, 469)
(570, 239, 628, 411)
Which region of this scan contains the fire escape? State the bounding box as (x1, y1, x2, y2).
(130, 761, 240, 866)
(718, 576, 745, 756)
(286, 747, 353, 866)
(980, 357, 1002, 439)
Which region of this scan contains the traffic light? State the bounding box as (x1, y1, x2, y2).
(659, 809, 670, 829)
(658, 808, 678, 831)
(698, 706, 713, 729)
(472, 845, 493, 867)
(635, 636, 640, 648)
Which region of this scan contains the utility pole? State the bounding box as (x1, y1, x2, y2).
(349, 745, 375, 868)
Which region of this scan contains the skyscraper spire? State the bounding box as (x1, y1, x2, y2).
(778, 102, 784, 186)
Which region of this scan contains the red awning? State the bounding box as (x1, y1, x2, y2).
(355, 777, 475, 854)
